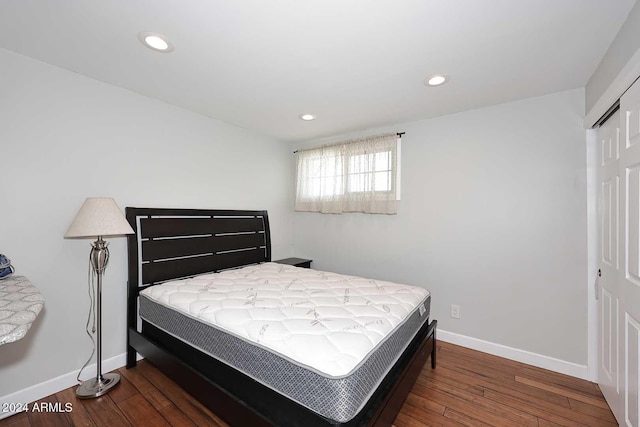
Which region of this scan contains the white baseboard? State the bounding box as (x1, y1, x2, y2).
(438, 329, 589, 381)
(0, 352, 132, 420)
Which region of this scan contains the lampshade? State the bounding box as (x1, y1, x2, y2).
(64, 198, 134, 238)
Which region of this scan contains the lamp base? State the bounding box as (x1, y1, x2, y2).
(76, 373, 120, 399)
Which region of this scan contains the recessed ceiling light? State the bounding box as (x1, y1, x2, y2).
(138, 32, 174, 53)
(299, 114, 316, 121)
(425, 74, 449, 87)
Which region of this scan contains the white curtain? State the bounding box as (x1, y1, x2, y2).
(295, 133, 398, 214)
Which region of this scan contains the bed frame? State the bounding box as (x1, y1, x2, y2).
(125, 207, 437, 427)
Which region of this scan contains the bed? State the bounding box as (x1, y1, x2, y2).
(125, 207, 437, 426)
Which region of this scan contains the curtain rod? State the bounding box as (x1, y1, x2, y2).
(293, 132, 404, 154)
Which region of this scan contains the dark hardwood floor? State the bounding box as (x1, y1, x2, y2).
(0, 341, 617, 426)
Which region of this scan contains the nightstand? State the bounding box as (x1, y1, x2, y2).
(274, 257, 313, 268)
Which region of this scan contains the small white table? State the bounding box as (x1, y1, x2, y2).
(0, 276, 45, 346)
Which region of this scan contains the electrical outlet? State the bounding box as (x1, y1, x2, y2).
(450, 304, 461, 319)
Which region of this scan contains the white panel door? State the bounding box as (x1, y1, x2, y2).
(598, 108, 621, 420)
(620, 77, 640, 427)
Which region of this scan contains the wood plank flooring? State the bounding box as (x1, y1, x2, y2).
(0, 341, 617, 426)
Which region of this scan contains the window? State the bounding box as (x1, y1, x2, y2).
(295, 133, 400, 214)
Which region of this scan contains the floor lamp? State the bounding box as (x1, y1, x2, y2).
(64, 197, 134, 399)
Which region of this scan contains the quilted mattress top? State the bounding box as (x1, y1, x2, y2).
(140, 262, 430, 377)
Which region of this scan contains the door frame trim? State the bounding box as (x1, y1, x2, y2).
(587, 128, 599, 382)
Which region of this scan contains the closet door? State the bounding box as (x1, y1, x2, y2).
(598, 108, 621, 422)
(619, 77, 640, 427)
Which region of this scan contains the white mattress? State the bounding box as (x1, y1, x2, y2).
(140, 262, 430, 378)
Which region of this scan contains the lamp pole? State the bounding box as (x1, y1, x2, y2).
(76, 236, 120, 398)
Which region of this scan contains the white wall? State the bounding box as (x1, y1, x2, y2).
(0, 48, 294, 398)
(293, 89, 588, 366)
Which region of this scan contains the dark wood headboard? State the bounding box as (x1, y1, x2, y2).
(126, 207, 271, 289)
(125, 207, 271, 368)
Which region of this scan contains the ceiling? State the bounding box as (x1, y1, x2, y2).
(0, 0, 636, 142)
